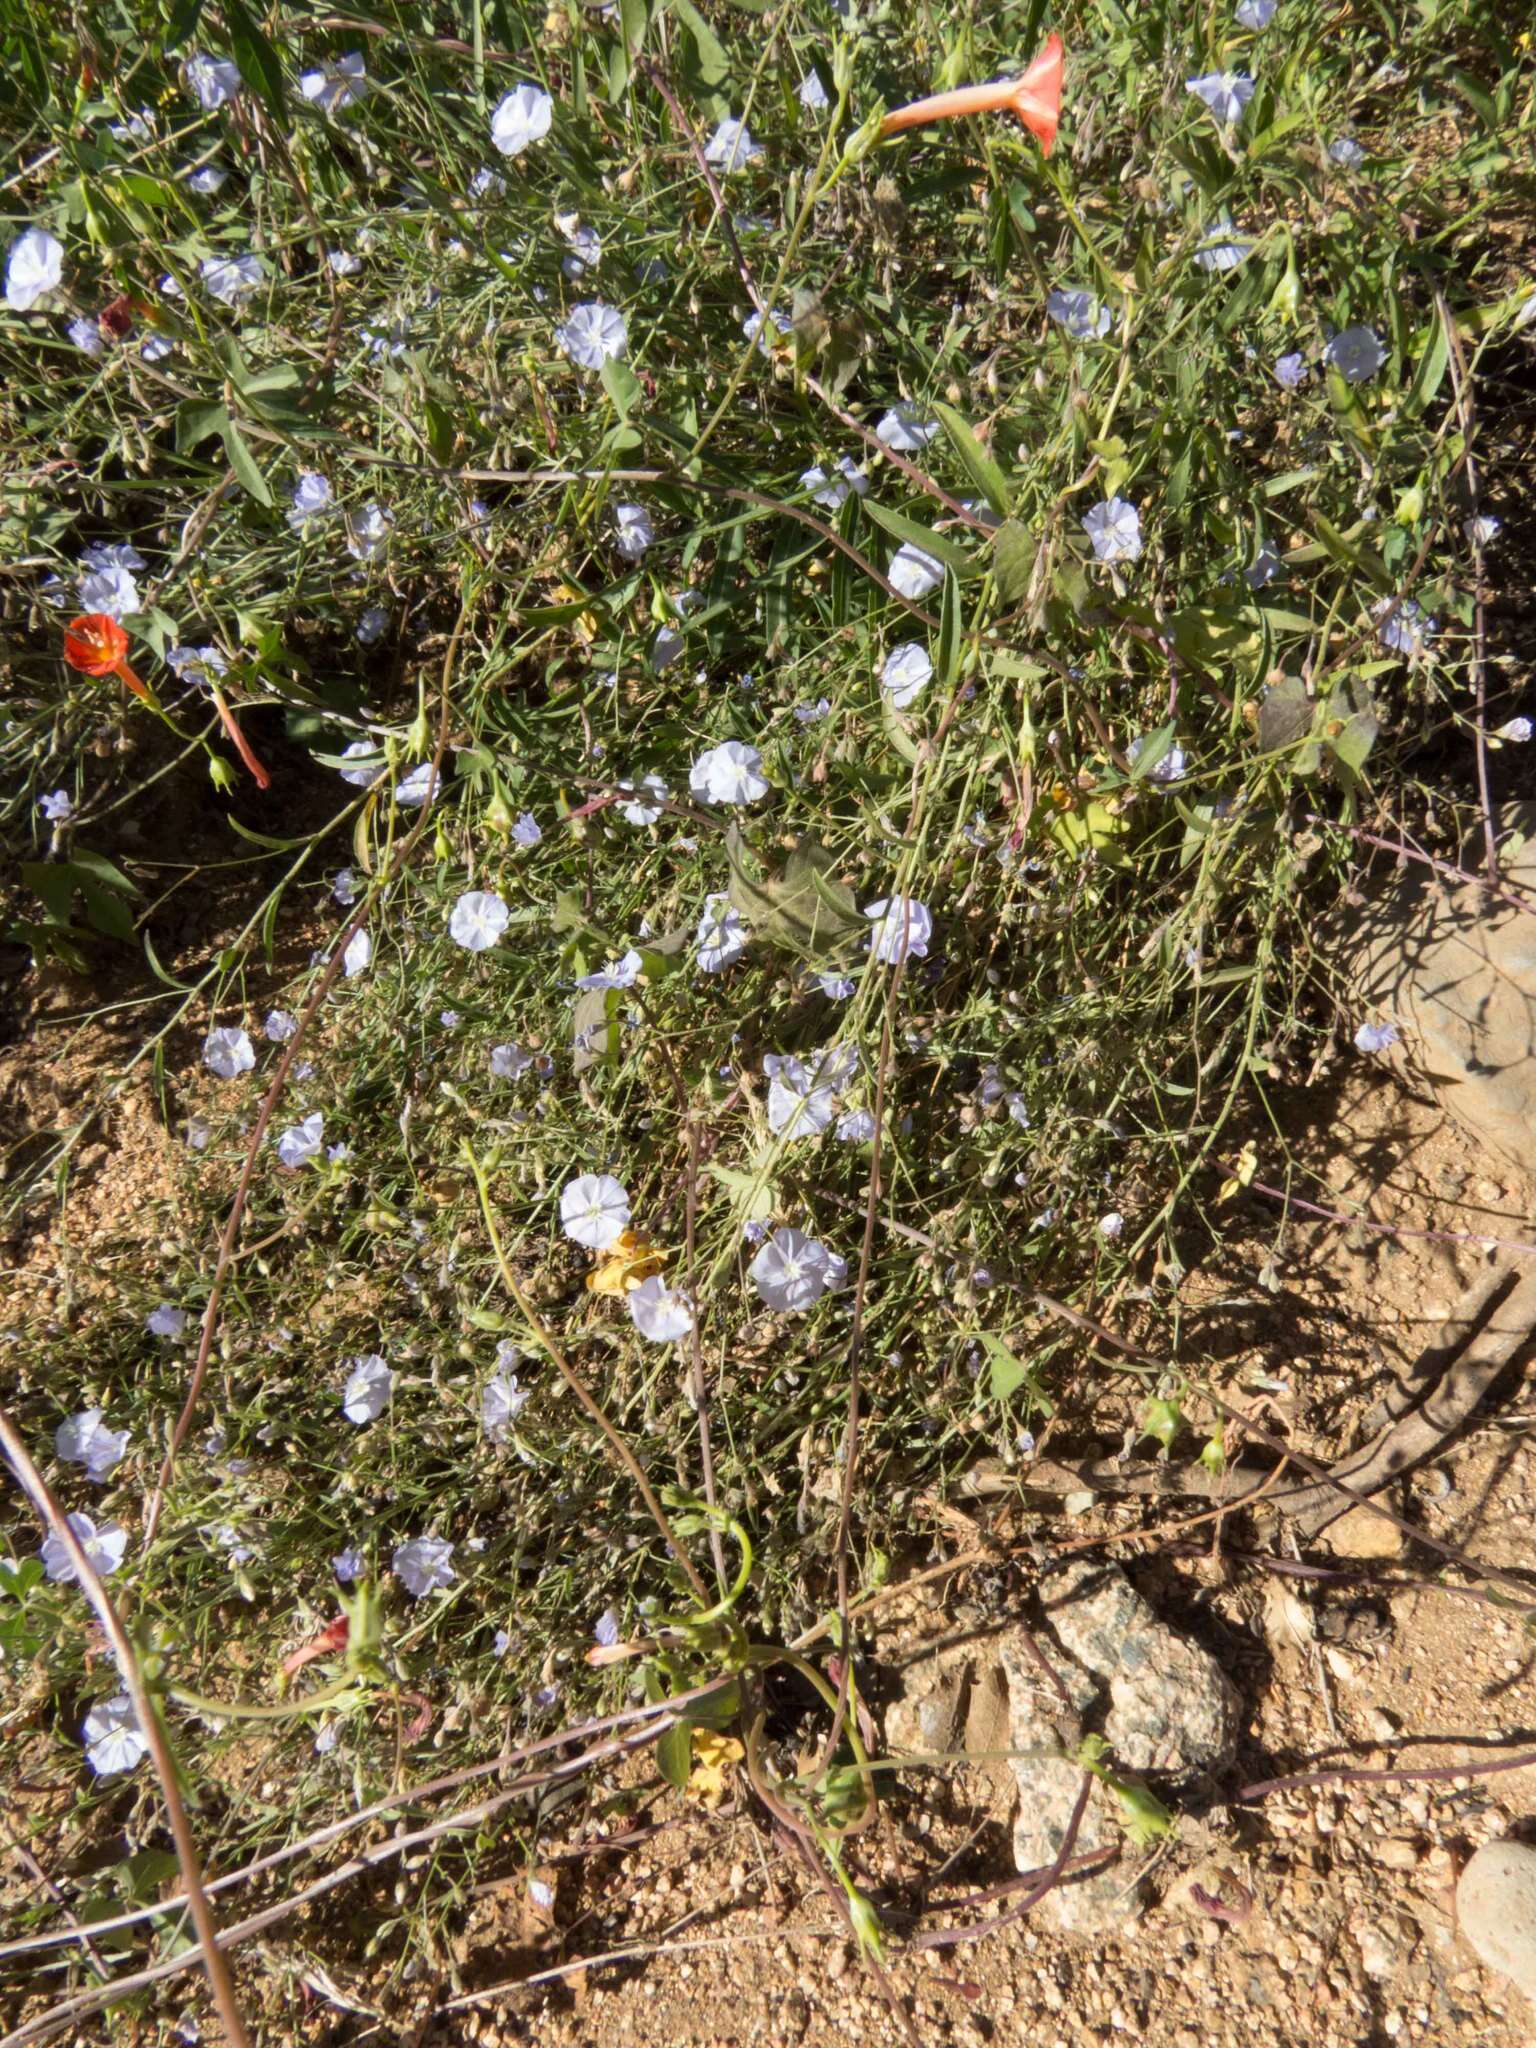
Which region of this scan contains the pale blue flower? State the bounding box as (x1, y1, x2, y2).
(888, 540, 944, 600)
(491, 83, 553, 157)
(865, 894, 933, 964)
(5, 228, 63, 312)
(41, 1512, 127, 1584)
(513, 811, 542, 847)
(1325, 325, 1386, 383)
(1083, 496, 1142, 563)
(184, 52, 242, 110)
(1274, 352, 1307, 389)
(341, 1353, 392, 1424)
(300, 51, 367, 114)
(277, 1111, 325, 1167)
(1354, 1019, 1398, 1054)
(704, 118, 763, 172)
(39, 788, 73, 822)
(560, 1173, 630, 1250)
(393, 1535, 454, 1597)
(695, 893, 748, 973)
(1186, 72, 1255, 126)
(875, 404, 939, 451)
(83, 1695, 147, 1774)
(203, 1026, 254, 1078)
(1047, 287, 1113, 339)
(556, 302, 626, 370)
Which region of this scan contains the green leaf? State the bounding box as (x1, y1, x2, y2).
(163, 0, 207, 50)
(670, 0, 731, 111)
(222, 0, 286, 122)
(723, 828, 863, 961)
(1127, 722, 1176, 782)
(599, 355, 641, 418)
(1328, 708, 1378, 776)
(176, 398, 229, 452)
(861, 498, 977, 577)
(991, 519, 1036, 602)
(657, 1721, 693, 1791)
(220, 419, 273, 505)
(704, 1160, 776, 1222)
(934, 402, 1011, 517)
(971, 1332, 1054, 1414)
(619, 0, 648, 58)
(937, 567, 962, 685)
(1404, 319, 1450, 419)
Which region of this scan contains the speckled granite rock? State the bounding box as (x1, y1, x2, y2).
(1005, 1560, 1241, 1937)
(1458, 1839, 1536, 2003)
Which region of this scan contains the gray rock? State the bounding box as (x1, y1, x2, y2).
(1000, 1633, 1133, 1937)
(1041, 1559, 1241, 1780)
(1458, 1838, 1536, 2003)
(1345, 801, 1536, 1173)
(1003, 1563, 1240, 1937)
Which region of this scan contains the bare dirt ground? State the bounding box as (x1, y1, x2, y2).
(415, 1067, 1536, 2048)
(3, 985, 1535, 2047)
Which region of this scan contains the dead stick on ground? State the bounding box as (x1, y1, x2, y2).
(1286, 1261, 1536, 1537)
(0, 1410, 252, 2048)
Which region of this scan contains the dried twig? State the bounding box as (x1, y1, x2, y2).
(0, 1411, 251, 2048)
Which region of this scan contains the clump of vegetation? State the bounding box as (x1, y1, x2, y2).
(1, 0, 1531, 2032)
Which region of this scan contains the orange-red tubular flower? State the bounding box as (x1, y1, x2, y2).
(64, 613, 272, 790)
(880, 33, 1064, 155)
(63, 613, 151, 699)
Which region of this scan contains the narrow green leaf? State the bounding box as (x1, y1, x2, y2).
(163, 0, 206, 50)
(861, 498, 977, 577)
(934, 402, 1011, 517)
(220, 419, 273, 505)
(937, 567, 962, 685)
(619, 0, 648, 59)
(1404, 319, 1450, 419)
(223, 0, 286, 121)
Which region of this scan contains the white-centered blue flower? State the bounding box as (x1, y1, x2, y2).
(1082, 496, 1143, 564)
(1128, 733, 1189, 783)
(1047, 287, 1114, 339)
(356, 606, 390, 645)
(1325, 325, 1386, 383)
(300, 52, 367, 114)
(77, 542, 143, 619)
(619, 773, 669, 825)
(393, 1535, 454, 1597)
(1099, 1211, 1125, 1241)
(449, 889, 510, 953)
(1186, 72, 1255, 126)
(287, 471, 331, 533)
(347, 501, 394, 561)
(184, 164, 228, 195)
(147, 1302, 188, 1339)
(277, 1111, 325, 1167)
(876, 403, 940, 451)
(337, 740, 381, 787)
(1375, 597, 1435, 657)
(888, 541, 945, 600)
(491, 83, 553, 157)
(200, 253, 264, 307)
(690, 740, 770, 806)
(512, 811, 542, 847)
(490, 1041, 533, 1079)
(556, 302, 626, 370)
(614, 502, 654, 560)
(1328, 137, 1366, 169)
(1495, 717, 1532, 744)
(864, 894, 932, 965)
(469, 167, 506, 200)
(560, 1172, 630, 1250)
(882, 642, 933, 709)
(798, 71, 830, 112)
(764, 1052, 840, 1138)
(203, 1026, 255, 1079)
(83, 1695, 147, 1774)
(1235, 0, 1277, 25)
(5, 228, 63, 312)
(628, 1276, 695, 1343)
(695, 893, 748, 973)
(801, 456, 868, 510)
(704, 118, 763, 172)
(1354, 1019, 1399, 1054)
(576, 950, 644, 990)
(744, 307, 791, 355)
(1193, 219, 1252, 273)
(1274, 352, 1307, 389)
(750, 1228, 835, 1313)
(836, 1108, 876, 1143)
(40, 1512, 127, 1585)
(67, 314, 104, 356)
(56, 1409, 129, 1482)
(264, 1009, 298, 1042)
(39, 788, 74, 822)
(342, 1353, 392, 1424)
(327, 246, 363, 276)
(343, 928, 372, 977)
(184, 52, 242, 109)
(483, 1357, 529, 1440)
(394, 763, 435, 807)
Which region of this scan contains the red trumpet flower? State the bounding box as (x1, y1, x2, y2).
(63, 612, 151, 699)
(64, 613, 271, 790)
(880, 33, 1064, 155)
